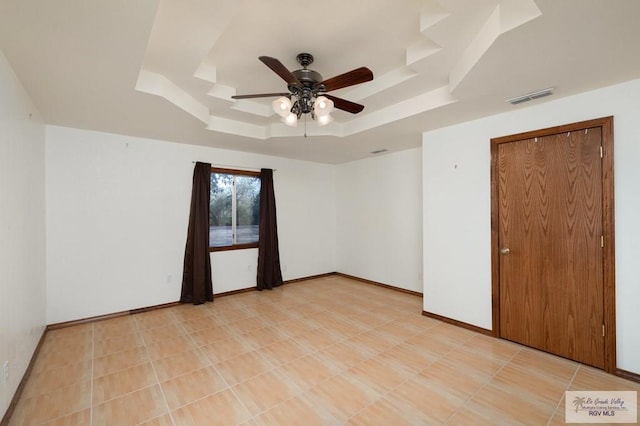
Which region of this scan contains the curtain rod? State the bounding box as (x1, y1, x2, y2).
(191, 161, 276, 172)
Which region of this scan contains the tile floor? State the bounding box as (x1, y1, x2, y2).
(7, 276, 640, 425)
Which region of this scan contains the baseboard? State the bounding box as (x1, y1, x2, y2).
(283, 272, 337, 285)
(616, 368, 640, 384)
(214, 286, 257, 297)
(422, 310, 493, 336)
(47, 301, 183, 331)
(0, 329, 47, 426)
(335, 272, 423, 297)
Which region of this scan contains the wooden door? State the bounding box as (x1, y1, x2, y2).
(491, 117, 615, 372)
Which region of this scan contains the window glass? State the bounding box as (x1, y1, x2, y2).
(209, 170, 260, 249)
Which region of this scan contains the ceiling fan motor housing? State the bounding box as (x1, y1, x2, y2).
(289, 69, 323, 91)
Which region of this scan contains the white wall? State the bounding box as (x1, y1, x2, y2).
(336, 148, 422, 293)
(0, 51, 46, 418)
(45, 126, 336, 324)
(423, 78, 640, 374)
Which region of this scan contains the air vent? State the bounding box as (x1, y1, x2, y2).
(370, 149, 388, 155)
(507, 88, 554, 105)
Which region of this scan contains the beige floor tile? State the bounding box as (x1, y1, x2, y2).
(465, 383, 555, 425)
(40, 327, 92, 355)
(304, 375, 380, 422)
(376, 341, 439, 374)
(417, 359, 488, 400)
(32, 345, 92, 374)
(277, 317, 322, 337)
(322, 321, 366, 340)
(189, 325, 236, 346)
(386, 377, 464, 423)
(137, 413, 175, 426)
(215, 350, 275, 385)
(92, 384, 168, 426)
(257, 308, 296, 323)
(134, 309, 177, 331)
(446, 407, 513, 425)
(428, 322, 476, 344)
(146, 334, 197, 360)
(232, 369, 302, 416)
(405, 331, 459, 358)
(40, 408, 91, 426)
(200, 336, 252, 364)
(11, 380, 91, 425)
(211, 306, 257, 323)
(21, 359, 92, 398)
(397, 313, 442, 329)
(253, 395, 335, 425)
(342, 311, 389, 329)
(241, 326, 288, 349)
(444, 345, 508, 379)
(171, 304, 210, 322)
(153, 347, 210, 382)
(93, 346, 150, 377)
(347, 356, 411, 393)
(258, 338, 310, 366)
(171, 388, 251, 426)
(292, 328, 336, 352)
(509, 347, 579, 382)
(346, 398, 415, 426)
(374, 319, 426, 342)
(140, 323, 187, 343)
(490, 363, 569, 408)
(226, 316, 274, 335)
(161, 366, 228, 410)
(347, 330, 400, 354)
(7, 277, 638, 426)
(315, 342, 374, 371)
(461, 334, 523, 361)
(93, 362, 157, 404)
(181, 314, 226, 334)
(570, 364, 640, 391)
(44, 324, 93, 340)
(278, 354, 338, 391)
(93, 316, 138, 340)
(93, 333, 144, 357)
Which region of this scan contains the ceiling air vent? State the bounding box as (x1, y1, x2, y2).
(507, 88, 554, 105)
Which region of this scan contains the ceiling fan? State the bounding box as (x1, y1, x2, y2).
(231, 53, 373, 127)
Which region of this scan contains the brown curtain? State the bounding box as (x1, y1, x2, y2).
(180, 162, 213, 304)
(257, 168, 283, 290)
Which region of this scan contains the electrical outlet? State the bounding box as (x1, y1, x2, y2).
(1, 361, 8, 385)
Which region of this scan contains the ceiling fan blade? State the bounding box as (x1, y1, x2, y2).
(231, 92, 290, 100)
(324, 94, 365, 114)
(259, 56, 302, 88)
(320, 67, 373, 92)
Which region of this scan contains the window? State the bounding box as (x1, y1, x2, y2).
(209, 168, 261, 251)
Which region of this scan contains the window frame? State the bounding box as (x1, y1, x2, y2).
(209, 167, 261, 252)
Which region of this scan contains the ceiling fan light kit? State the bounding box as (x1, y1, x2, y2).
(272, 97, 292, 117)
(232, 53, 373, 129)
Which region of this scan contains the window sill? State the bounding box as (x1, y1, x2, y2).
(209, 243, 259, 252)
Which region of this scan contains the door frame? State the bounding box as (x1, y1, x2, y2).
(490, 116, 616, 374)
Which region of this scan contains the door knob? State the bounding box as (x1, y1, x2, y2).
(500, 247, 510, 255)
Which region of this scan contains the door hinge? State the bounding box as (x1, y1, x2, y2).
(602, 324, 605, 337)
(601, 235, 604, 248)
(600, 146, 603, 158)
